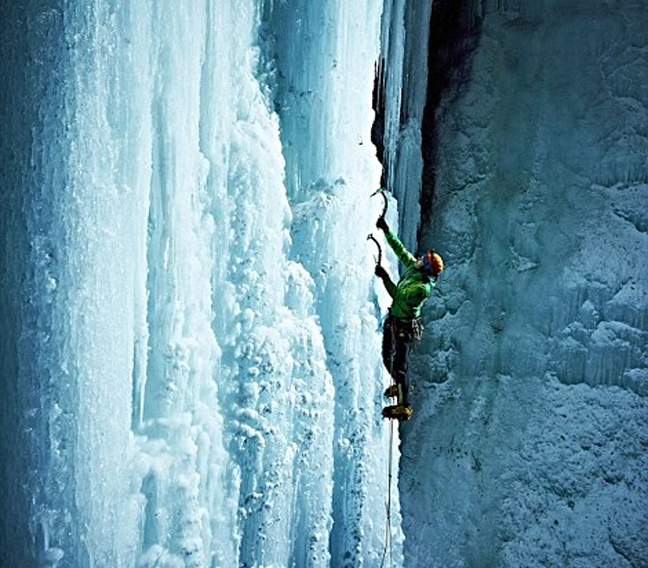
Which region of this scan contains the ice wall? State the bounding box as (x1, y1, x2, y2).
(376, 0, 433, 252)
(1, 1, 398, 567)
(401, 1, 648, 566)
(1, 2, 71, 566)
(265, 1, 401, 565)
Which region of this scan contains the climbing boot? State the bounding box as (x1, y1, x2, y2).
(383, 385, 399, 399)
(382, 404, 413, 421)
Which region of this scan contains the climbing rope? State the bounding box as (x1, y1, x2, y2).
(371, 188, 398, 567)
(381, 415, 395, 568)
(380, 317, 399, 568)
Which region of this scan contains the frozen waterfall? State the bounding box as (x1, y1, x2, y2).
(1, 0, 647, 567)
(1, 1, 405, 566)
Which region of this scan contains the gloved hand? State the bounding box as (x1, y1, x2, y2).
(376, 216, 389, 232)
(375, 265, 389, 280)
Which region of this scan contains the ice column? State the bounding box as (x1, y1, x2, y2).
(267, 0, 402, 565)
(1, 0, 404, 566)
(377, 0, 434, 250)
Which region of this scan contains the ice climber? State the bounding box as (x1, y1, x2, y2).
(374, 215, 444, 421)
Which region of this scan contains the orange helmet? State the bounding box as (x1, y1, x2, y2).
(422, 250, 444, 277)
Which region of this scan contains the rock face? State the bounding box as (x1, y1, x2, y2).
(401, 1, 648, 566)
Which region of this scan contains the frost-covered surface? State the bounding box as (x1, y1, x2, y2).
(402, 1, 648, 566)
(4, 0, 646, 567)
(378, 0, 433, 252)
(0, 1, 401, 567)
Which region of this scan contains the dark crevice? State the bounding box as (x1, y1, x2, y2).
(420, 0, 483, 231)
(371, 57, 387, 188)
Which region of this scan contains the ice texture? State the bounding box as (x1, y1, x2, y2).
(2, 0, 646, 566)
(1, 1, 399, 567)
(401, 1, 648, 567)
(377, 0, 433, 253)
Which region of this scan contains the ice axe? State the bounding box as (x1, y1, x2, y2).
(371, 188, 389, 225)
(367, 233, 383, 267)
(368, 188, 390, 268)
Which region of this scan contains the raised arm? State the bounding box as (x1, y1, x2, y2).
(384, 229, 416, 269)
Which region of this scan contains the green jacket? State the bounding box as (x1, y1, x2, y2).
(383, 229, 433, 320)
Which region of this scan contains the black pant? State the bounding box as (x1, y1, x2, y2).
(381, 313, 422, 407)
